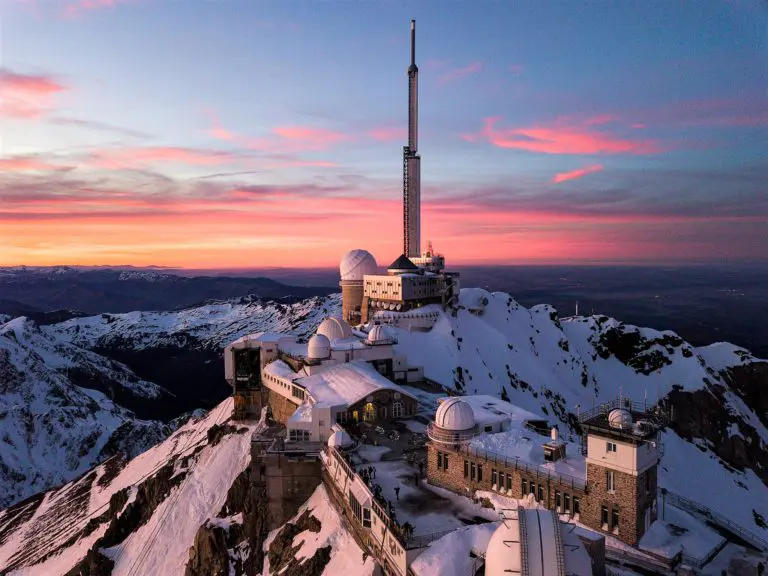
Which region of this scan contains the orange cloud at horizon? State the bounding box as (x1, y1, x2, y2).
(1, 188, 762, 268)
(552, 164, 604, 184)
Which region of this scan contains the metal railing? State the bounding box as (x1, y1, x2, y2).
(426, 422, 480, 444)
(403, 527, 457, 550)
(664, 489, 768, 551)
(453, 444, 588, 491)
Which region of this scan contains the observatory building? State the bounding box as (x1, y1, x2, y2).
(425, 395, 665, 546)
(338, 21, 459, 329)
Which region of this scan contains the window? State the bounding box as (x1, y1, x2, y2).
(470, 463, 476, 481)
(506, 475, 512, 491)
(612, 506, 620, 534)
(606, 442, 617, 453)
(363, 507, 371, 528)
(484, 425, 493, 432)
(477, 465, 483, 482)
(606, 470, 615, 492)
(573, 496, 580, 517)
(499, 472, 505, 489)
(336, 412, 347, 424)
(392, 401, 403, 418)
(601, 506, 609, 530)
(318, 420, 325, 427)
(529, 482, 536, 496)
(443, 454, 449, 471)
(564, 493, 571, 514)
(555, 490, 561, 511)
(437, 452, 443, 470)
(522, 479, 527, 494)
(492, 469, 498, 487)
(538, 485, 544, 502)
(364, 403, 376, 422)
(464, 460, 469, 478)
(350, 493, 362, 522)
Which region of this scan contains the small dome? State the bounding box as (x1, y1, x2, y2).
(434, 398, 476, 431)
(307, 334, 331, 359)
(608, 408, 633, 430)
(317, 316, 353, 342)
(367, 324, 392, 344)
(340, 249, 378, 282)
(328, 429, 354, 449)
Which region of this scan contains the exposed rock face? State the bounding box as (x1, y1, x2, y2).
(185, 465, 271, 576)
(267, 509, 329, 576)
(63, 549, 115, 576)
(723, 362, 768, 430)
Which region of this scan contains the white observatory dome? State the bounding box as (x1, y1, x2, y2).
(367, 324, 392, 344)
(307, 334, 331, 359)
(317, 316, 353, 342)
(608, 408, 633, 430)
(485, 515, 523, 576)
(340, 249, 378, 282)
(435, 398, 476, 431)
(328, 428, 354, 449)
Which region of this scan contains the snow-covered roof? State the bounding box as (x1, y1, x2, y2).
(226, 331, 295, 349)
(295, 360, 415, 408)
(470, 428, 586, 483)
(277, 340, 309, 357)
(442, 395, 542, 429)
(263, 359, 298, 381)
(288, 401, 313, 425)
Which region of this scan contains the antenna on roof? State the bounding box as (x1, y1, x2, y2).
(575, 301, 579, 316)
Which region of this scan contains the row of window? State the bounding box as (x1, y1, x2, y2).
(289, 429, 310, 442)
(464, 460, 484, 482)
(436, 451, 449, 471)
(491, 469, 513, 492)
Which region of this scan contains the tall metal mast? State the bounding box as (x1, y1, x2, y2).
(403, 19, 421, 258)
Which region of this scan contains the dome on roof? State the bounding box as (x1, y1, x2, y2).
(485, 515, 522, 576)
(328, 428, 354, 449)
(434, 398, 476, 431)
(317, 316, 352, 342)
(608, 408, 633, 430)
(367, 324, 392, 344)
(340, 249, 378, 282)
(307, 333, 331, 359)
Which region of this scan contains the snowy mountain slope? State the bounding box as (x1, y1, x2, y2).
(386, 288, 768, 540)
(261, 485, 376, 576)
(0, 317, 175, 509)
(48, 294, 341, 351)
(0, 398, 262, 575)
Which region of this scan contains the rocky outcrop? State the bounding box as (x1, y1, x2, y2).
(267, 509, 328, 576)
(667, 383, 767, 486)
(63, 549, 115, 576)
(185, 465, 271, 576)
(722, 362, 768, 430)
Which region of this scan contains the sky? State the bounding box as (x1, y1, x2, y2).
(1, 0, 766, 269)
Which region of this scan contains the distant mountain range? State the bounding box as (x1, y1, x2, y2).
(0, 267, 335, 315)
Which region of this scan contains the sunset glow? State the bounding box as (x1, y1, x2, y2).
(1, 1, 766, 268)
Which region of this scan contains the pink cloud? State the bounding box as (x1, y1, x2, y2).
(205, 110, 234, 141)
(367, 126, 407, 142)
(465, 115, 661, 155)
(246, 126, 353, 153)
(552, 164, 604, 184)
(438, 62, 483, 86)
(88, 147, 238, 168)
(0, 157, 63, 171)
(509, 64, 525, 74)
(62, 0, 126, 18)
(0, 68, 66, 118)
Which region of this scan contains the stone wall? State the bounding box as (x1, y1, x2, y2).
(426, 443, 586, 512)
(263, 452, 322, 529)
(581, 463, 650, 546)
(265, 388, 300, 424)
(233, 389, 264, 420)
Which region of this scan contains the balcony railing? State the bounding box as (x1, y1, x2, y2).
(426, 422, 480, 445)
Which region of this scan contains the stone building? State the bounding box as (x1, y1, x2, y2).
(425, 395, 665, 547)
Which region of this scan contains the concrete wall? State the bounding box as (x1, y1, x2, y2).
(585, 434, 659, 476)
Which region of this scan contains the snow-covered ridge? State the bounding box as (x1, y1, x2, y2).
(0, 398, 261, 575)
